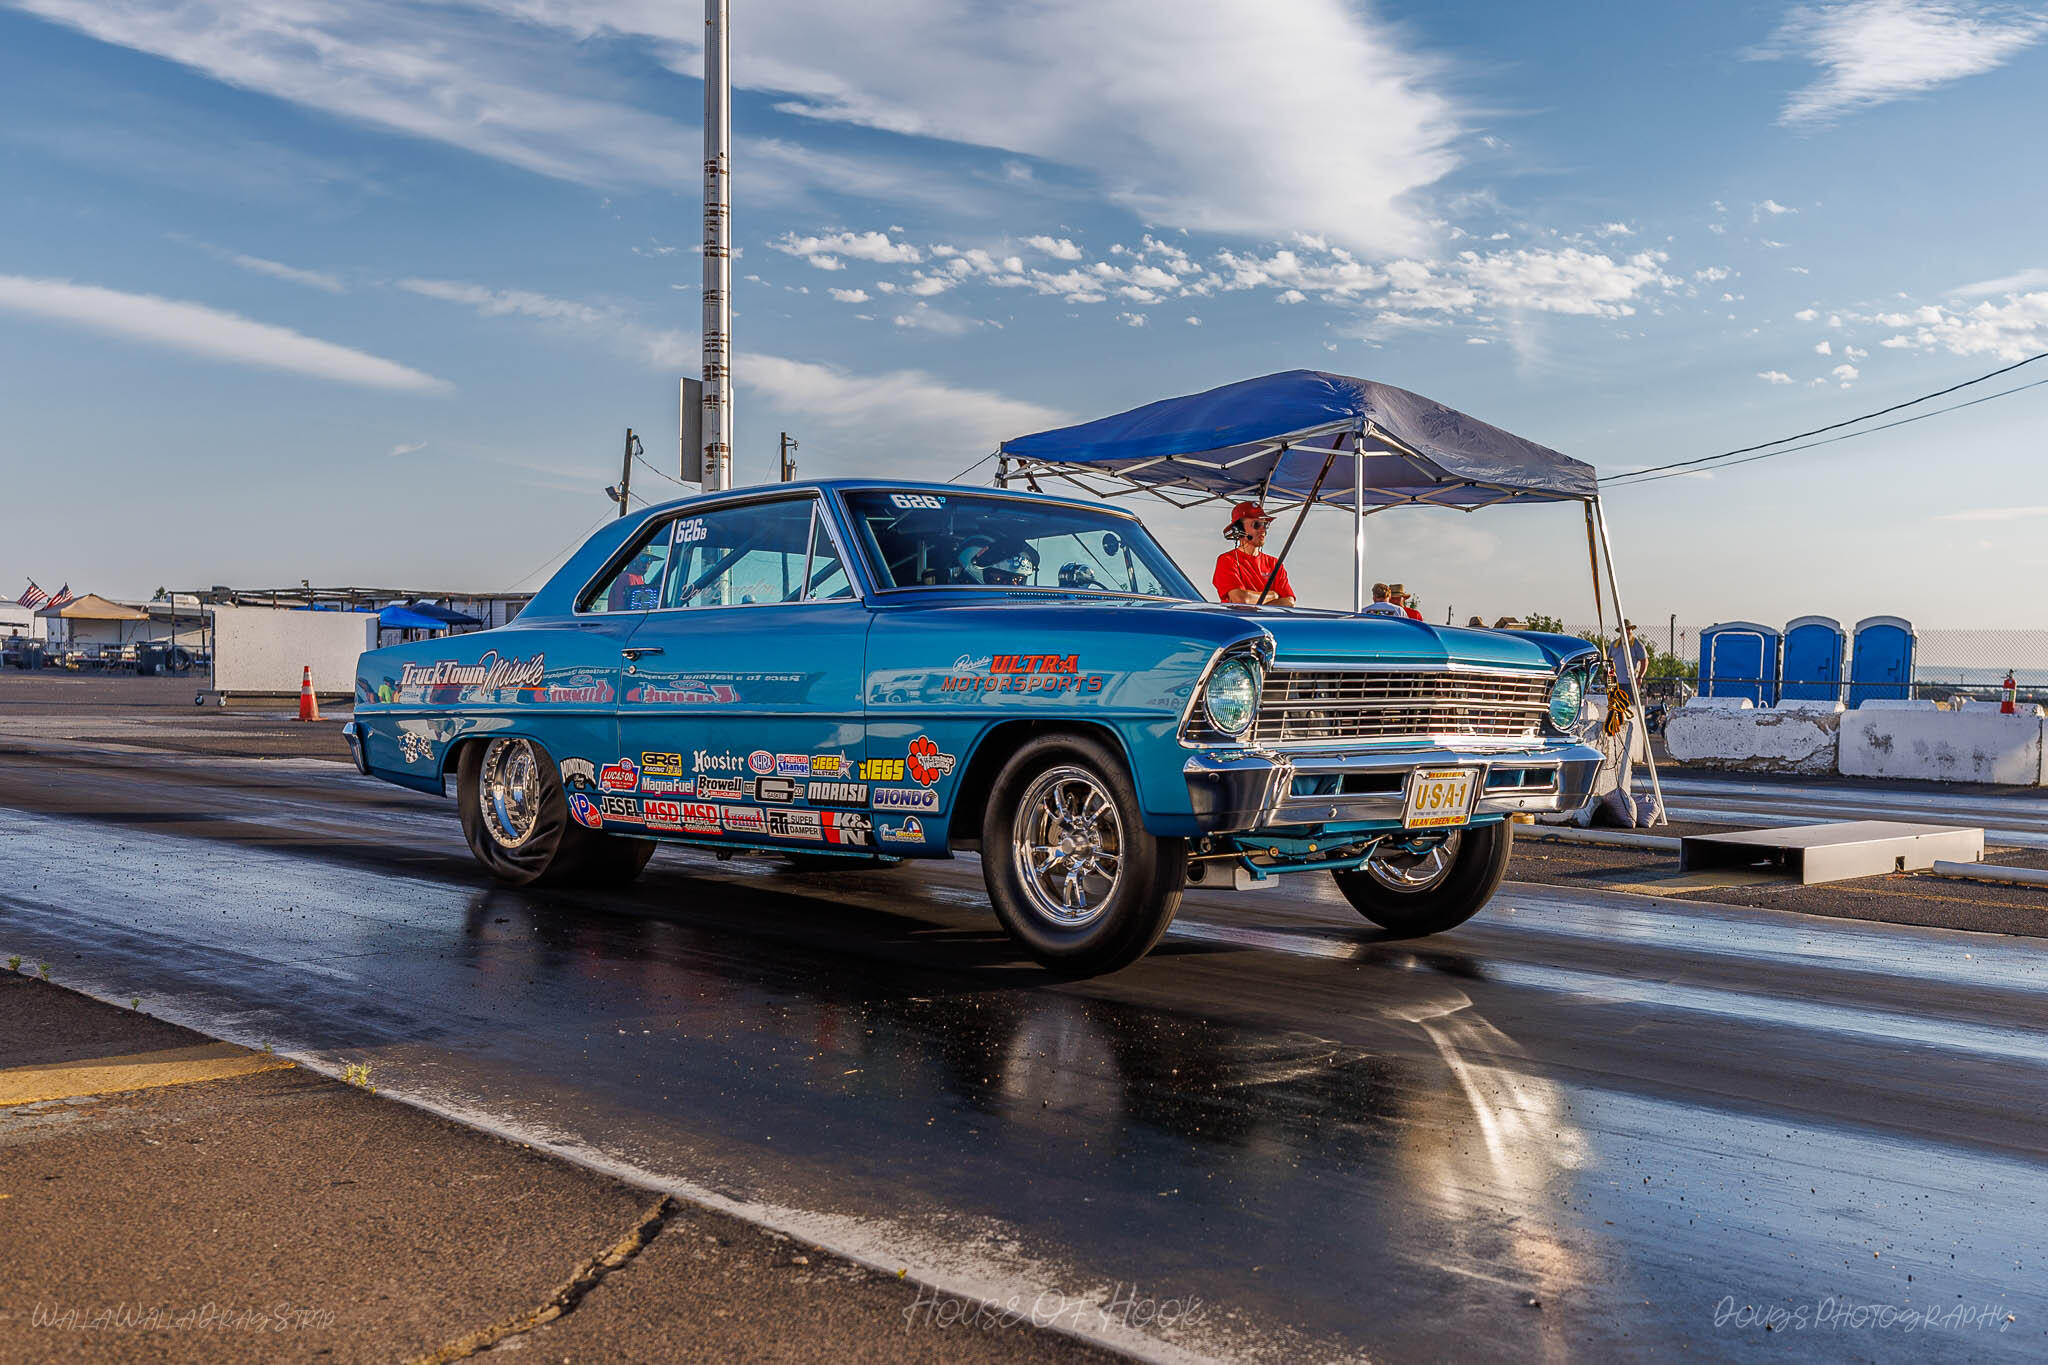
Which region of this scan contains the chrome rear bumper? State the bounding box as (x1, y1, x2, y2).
(1182, 741, 1602, 833)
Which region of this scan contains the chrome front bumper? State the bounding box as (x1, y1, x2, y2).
(1182, 741, 1603, 833)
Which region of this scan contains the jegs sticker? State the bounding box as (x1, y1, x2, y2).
(859, 757, 905, 782)
(873, 787, 939, 812)
(906, 735, 957, 788)
(599, 757, 640, 792)
(809, 754, 847, 777)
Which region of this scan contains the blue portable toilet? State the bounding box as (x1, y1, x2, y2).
(1780, 616, 1845, 702)
(1848, 615, 1916, 707)
(1698, 621, 1781, 705)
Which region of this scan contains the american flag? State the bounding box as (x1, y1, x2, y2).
(45, 584, 74, 610)
(16, 581, 49, 608)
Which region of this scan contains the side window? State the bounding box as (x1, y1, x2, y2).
(664, 499, 838, 608)
(583, 523, 673, 614)
(805, 510, 855, 601)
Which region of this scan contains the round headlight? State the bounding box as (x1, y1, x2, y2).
(1204, 657, 1261, 735)
(1548, 671, 1585, 730)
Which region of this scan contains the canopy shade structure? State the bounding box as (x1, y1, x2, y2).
(374, 606, 451, 632)
(402, 601, 484, 627)
(997, 370, 1597, 513)
(37, 593, 148, 622)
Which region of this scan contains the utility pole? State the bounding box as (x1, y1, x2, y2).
(609, 428, 638, 517)
(700, 0, 733, 490)
(779, 431, 798, 482)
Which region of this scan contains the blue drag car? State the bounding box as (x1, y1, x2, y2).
(346, 481, 1602, 973)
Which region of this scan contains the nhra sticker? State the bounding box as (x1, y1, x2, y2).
(693, 749, 747, 774)
(873, 787, 939, 812)
(747, 750, 777, 775)
(559, 757, 598, 791)
(877, 817, 925, 844)
(696, 775, 744, 800)
(567, 792, 603, 829)
(599, 757, 640, 792)
(823, 811, 871, 846)
(752, 777, 802, 804)
(641, 751, 685, 778)
(906, 736, 957, 788)
(600, 794, 641, 822)
(767, 809, 824, 841)
(721, 806, 768, 834)
(806, 781, 868, 807)
(859, 757, 905, 782)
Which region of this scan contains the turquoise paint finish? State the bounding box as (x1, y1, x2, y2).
(350, 480, 1592, 863)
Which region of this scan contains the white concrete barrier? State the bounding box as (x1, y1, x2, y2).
(1665, 699, 1841, 774)
(1960, 699, 2045, 715)
(1838, 707, 2046, 786)
(211, 603, 377, 697)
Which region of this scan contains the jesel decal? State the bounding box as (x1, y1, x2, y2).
(398, 651, 546, 691)
(599, 793, 641, 822)
(906, 736, 957, 788)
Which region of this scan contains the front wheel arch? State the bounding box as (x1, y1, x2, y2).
(948, 720, 1142, 850)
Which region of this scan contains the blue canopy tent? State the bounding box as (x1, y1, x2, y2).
(401, 601, 485, 629)
(375, 605, 452, 632)
(997, 369, 1664, 821)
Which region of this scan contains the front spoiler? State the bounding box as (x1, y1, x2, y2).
(1182, 740, 1602, 833)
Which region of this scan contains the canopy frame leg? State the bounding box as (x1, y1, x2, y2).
(1593, 497, 1666, 826)
(1259, 448, 1334, 604)
(1353, 446, 1366, 614)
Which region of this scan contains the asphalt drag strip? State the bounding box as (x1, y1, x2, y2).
(3, 751, 2046, 1361)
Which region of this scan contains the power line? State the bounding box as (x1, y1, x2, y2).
(634, 453, 688, 488)
(949, 451, 996, 483)
(1609, 374, 2048, 488)
(1604, 349, 2048, 486)
(505, 511, 613, 591)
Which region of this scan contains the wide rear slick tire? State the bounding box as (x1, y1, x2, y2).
(457, 738, 654, 889)
(981, 734, 1186, 975)
(1330, 821, 1513, 937)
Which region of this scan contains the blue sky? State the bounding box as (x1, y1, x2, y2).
(2, 0, 2044, 627)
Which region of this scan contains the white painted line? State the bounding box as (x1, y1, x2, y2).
(1927, 861, 2048, 890)
(1515, 826, 1681, 852)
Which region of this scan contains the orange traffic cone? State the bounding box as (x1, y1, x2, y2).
(297, 665, 322, 722)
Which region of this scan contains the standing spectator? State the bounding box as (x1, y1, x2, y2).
(1212, 503, 1296, 606)
(1388, 583, 1424, 621)
(1361, 583, 1405, 617)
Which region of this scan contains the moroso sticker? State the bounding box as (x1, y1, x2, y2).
(752, 777, 802, 804)
(877, 817, 925, 843)
(600, 793, 641, 822)
(809, 754, 847, 777)
(599, 757, 640, 791)
(747, 750, 776, 775)
(906, 735, 957, 788)
(768, 809, 823, 841)
(859, 757, 906, 782)
(641, 751, 685, 778)
(559, 758, 598, 791)
(398, 651, 546, 692)
(822, 811, 872, 846)
(694, 749, 747, 773)
(806, 781, 867, 807)
(873, 786, 939, 812)
(567, 792, 603, 829)
(639, 775, 694, 797)
(775, 753, 811, 777)
(721, 806, 768, 833)
(696, 775, 744, 800)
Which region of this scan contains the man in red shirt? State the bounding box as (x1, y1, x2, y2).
(1212, 502, 1296, 606)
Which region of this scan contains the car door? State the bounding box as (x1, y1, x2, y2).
(615, 495, 872, 849)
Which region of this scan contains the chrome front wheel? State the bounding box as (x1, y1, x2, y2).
(1363, 831, 1461, 893)
(1012, 765, 1124, 928)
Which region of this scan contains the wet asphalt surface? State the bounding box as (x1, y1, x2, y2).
(1, 690, 2046, 1360)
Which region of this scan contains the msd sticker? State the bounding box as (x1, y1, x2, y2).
(747, 750, 776, 775)
(906, 735, 957, 788)
(873, 787, 939, 812)
(567, 792, 603, 829)
(599, 757, 640, 792)
(643, 799, 721, 833)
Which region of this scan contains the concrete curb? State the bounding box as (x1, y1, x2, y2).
(1516, 826, 1683, 852)
(1926, 860, 2048, 889)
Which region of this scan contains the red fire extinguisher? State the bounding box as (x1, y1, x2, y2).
(2002, 669, 2018, 715)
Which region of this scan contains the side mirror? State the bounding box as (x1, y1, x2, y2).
(1101, 532, 1122, 556)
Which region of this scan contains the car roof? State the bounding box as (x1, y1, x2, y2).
(635, 478, 1142, 522)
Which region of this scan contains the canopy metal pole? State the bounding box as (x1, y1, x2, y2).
(1352, 446, 1365, 613)
(1582, 503, 1606, 641)
(1259, 449, 1334, 604)
(1593, 496, 1666, 826)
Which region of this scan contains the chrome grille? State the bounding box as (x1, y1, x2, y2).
(1251, 668, 1550, 747)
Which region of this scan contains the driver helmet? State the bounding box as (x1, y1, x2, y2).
(958, 535, 1039, 586)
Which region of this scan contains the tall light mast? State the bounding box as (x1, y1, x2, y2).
(700, 0, 733, 489)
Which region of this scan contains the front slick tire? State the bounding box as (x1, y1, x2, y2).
(1331, 821, 1513, 937)
(981, 734, 1186, 975)
(458, 738, 653, 888)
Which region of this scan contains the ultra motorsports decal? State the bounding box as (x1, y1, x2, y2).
(941, 652, 1106, 695)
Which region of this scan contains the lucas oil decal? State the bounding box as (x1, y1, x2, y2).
(906, 736, 956, 788)
(398, 651, 545, 692)
(599, 757, 640, 792)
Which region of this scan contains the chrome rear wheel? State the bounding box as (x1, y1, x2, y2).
(478, 738, 543, 849)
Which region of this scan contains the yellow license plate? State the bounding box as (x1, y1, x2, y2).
(1403, 768, 1477, 829)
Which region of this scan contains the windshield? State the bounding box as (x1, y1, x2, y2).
(841, 490, 1196, 598)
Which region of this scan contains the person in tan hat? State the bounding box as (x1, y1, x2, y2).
(1212, 502, 1296, 606)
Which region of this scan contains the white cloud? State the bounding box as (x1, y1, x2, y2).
(1418, 247, 1679, 317)
(1794, 307, 1820, 321)
(1596, 222, 1635, 237)
(228, 253, 345, 294)
(1951, 266, 2048, 296)
(1758, 370, 1795, 383)
(891, 302, 978, 335)
(1831, 362, 1860, 381)
(771, 230, 923, 269)
(1024, 235, 1084, 261)
(1755, 198, 1797, 218)
(1845, 344, 1869, 357)
(1860, 291, 2048, 360)
(827, 287, 869, 303)
(398, 277, 692, 368)
(0, 273, 447, 392)
(1814, 340, 1833, 354)
(1183, 315, 1202, 325)
(1116, 311, 1149, 327)
(1937, 504, 2048, 521)
(1695, 266, 1732, 282)
(1275, 289, 1308, 305)
(1754, 0, 2048, 126)
(388, 441, 428, 457)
